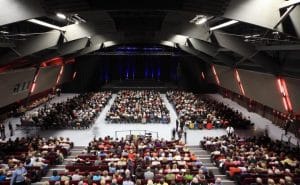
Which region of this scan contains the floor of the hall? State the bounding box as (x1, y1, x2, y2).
(2, 93, 299, 146)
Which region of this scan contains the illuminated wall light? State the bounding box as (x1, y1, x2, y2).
(30, 68, 40, 93)
(277, 77, 293, 112)
(73, 71, 77, 79)
(235, 69, 245, 96)
(56, 65, 64, 84)
(201, 72, 205, 80)
(211, 65, 220, 85)
(282, 97, 288, 111)
(281, 79, 292, 110)
(30, 83, 36, 93)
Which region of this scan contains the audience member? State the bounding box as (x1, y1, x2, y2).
(106, 90, 170, 123)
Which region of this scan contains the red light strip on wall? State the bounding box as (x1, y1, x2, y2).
(277, 78, 293, 112)
(211, 65, 220, 85)
(56, 65, 64, 84)
(201, 72, 205, 80)
(73, 71, 77, 79)
(30, 68, 40, 93)
(234, 69, 245, 96)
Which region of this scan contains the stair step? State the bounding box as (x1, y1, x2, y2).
(196, 155, 210, 157)
(49, 168, 66, 171)
(202, 163, 214, 167)
(206, 166, 218, 169)
(51, 165, 66, 168)
(186, 145, 200, 148)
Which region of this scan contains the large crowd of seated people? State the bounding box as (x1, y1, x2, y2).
(46, 136, 221, 185)
(21, 92, 112, 129)
(106, 90, 170, 123)
(201, 135, 300, 185)
(166, 91, 252, 130)
(0, 136, 73, 184)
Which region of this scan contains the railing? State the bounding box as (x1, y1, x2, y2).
(281, 133, 300, 149)
(115, 130, 159, 139)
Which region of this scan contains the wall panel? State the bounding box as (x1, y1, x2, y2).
(58, 64, 74, 85)
(285, 77, 300, 115)
(214, 65, 240, 94)
(32, 66, 60, 95)
(0, 68, 35, 108)
(238, 69, 284, 112)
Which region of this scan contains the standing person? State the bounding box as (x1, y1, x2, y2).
(8, 121, 13, 137)
(184, 127, 187, 144)
(176, 118, 179, 131)
(10, 163, 27, 185)
(0, 123, 5, 140)
(177, 130, 183, 140)
(284, 116, 293, 135)
(179, 119, 184, 131)
(172, 128, 176, 140)
(226, 125, 234, 137)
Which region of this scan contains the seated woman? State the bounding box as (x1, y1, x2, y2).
(49, 170, 60, 182)
(171, 164, 180, 173)
(164, 164, 172, 174)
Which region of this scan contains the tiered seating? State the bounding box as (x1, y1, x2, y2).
(166, 91, 252, 129)
(21, 92, 112, 129)
(0, 137, 73, 184)
(106, 90, 170, 123)
(49, 137, 214, 185)
(201, 135, 300, 185)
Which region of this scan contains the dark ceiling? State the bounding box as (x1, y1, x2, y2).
(0, 0, 300, 78)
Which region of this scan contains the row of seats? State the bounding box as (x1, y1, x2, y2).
(166, 91, 252, 129)
(0, 137, 73, 184)
(48, 136, 219, 185)
(201, 135, 300, 185)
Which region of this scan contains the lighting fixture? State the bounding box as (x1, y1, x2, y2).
(190, 15, 208, 25)
(56, 13, 66, 20)
(210, 20, 239, 31)
(27, 19, 66, 32)
(195, 17, 208, 25)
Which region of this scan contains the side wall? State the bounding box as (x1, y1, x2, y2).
(0, 68, 35, 107)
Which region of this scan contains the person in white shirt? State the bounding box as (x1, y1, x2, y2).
(226, 125, 234, 137)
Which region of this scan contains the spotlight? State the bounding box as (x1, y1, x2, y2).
(56, 13, 66, 20)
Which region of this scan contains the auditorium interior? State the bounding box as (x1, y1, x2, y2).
(1, 0, 300, 185)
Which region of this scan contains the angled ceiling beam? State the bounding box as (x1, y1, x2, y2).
(187, 38, 236, 67)
(0, 23, 99, 66)
(0, 0, 45, 26)
(177, 44, 214, 64)
(213, 31, 281, 74)
(58, 38, 89, 56)
(287, 5, 300, 38)
(280, 0, 300, 9)
(223, 0, 285, 31)
(0, 30, 61, 65)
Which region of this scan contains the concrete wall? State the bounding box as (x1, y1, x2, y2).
(0, 68, 35, 108)
(32, 66, 60, 95)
